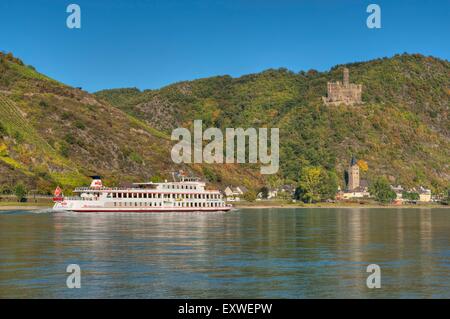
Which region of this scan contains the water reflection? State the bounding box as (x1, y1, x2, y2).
(0, 208, 449, 298)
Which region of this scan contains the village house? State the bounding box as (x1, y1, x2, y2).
(391, 185, 405, 199)
(257, 188, 278, 200)
(223, 186, 246, 202)
(417, 186, 432, 202)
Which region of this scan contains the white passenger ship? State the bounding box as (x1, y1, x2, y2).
(53, 175, 232, 213)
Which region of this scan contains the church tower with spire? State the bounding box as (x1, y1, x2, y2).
(348, 156, 360, 191)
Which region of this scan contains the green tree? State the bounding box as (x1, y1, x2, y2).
(320, 170, 339, 200)
(150, 175, 163, 183)
(14, 183, 27, 202)
(441, 188, 450, 205)
(243, 190, 257, 202)
(60, 143, 69, 157)
(302, 166, 323, 203)
(203, 166, 221, 183)
(402, 191, 419, 201)
(0, 123, 7, 137)
(0, 185, 11, 194)
(369, 177, 396, 203)
(259, 186, 269, 199)
(297, 166, 322, 203)
(295, 167, 338, 203)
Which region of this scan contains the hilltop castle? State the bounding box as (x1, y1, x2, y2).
(323, 68, 363, 106)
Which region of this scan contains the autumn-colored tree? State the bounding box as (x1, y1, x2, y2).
(296, 167, 338, 203)
(357, 159, 369, 172)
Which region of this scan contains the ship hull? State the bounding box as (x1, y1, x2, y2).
(53, 205, 233, 213)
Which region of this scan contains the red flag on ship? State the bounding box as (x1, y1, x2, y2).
(54, 186, 62, 197)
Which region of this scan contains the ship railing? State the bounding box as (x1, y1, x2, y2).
(73, 187, 221, 193)
(63, 196, 98, 201)
(63, 196, 83, 200)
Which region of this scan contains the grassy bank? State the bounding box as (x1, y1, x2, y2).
(0, 198, 53, 210)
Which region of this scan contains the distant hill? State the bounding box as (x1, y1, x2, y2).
(0, 52, 262, 194)
(0, 52, 448, 194)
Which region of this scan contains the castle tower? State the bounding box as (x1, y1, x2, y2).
(343, 68, 349, 87)
(348, 156, 360, 191)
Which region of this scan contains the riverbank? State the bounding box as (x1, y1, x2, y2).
(232, 200, 448, 209)
(0, 201, 447, 211)
(0, 202, 52, 211)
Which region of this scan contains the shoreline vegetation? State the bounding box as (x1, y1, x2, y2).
(233, 202, 448, 209)
(1, 199, 447, 211)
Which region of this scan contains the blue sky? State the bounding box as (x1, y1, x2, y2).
(0, 0, 448, 92)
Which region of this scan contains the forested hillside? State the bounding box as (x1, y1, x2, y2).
(0, 52, 448, 194)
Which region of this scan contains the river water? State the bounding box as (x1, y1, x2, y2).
(0, 208, 449, 298)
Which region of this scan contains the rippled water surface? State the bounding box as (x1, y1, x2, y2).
(0, 208, 449, 298)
